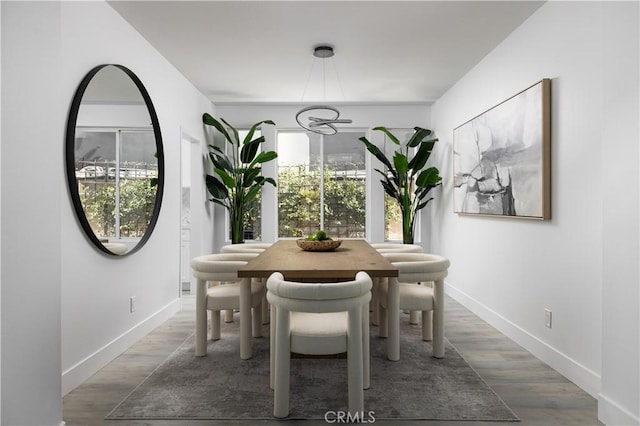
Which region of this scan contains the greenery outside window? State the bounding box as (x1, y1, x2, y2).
(277, 130, 366, 238)
(74, 128, 158, 242)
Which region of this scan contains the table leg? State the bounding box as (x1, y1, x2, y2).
(371, 277, 379, 326)
(387, 276, 400, 361)
(239, 277, 252, 359)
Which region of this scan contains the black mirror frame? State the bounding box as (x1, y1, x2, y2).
(65, 64, 165, 256)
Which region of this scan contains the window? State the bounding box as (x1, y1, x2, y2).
(74, 128, 158, 242)
(277, 130, 366, 238)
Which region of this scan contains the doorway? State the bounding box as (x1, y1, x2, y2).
(180, 129, 203, 294)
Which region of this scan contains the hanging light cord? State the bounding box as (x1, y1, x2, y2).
(296, 45, 352, 135)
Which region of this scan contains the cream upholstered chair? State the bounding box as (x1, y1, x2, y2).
(220, 242, 272, 323)
(190, 252, 264, 357)
(377, 252, 449, 358)
(370, 243, 423, 253)
(220, 242, 272, 253)
(103, 242, 129, 255)
(370, 243, 424, 325)
(267, 271, 372, 418)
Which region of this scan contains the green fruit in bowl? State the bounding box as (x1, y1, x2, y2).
(315, 230, 327, 240)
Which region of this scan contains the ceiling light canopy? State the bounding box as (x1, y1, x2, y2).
(313, 45, 335, 58)
(296, 45, 352, 135)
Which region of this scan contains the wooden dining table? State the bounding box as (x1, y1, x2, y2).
(237, 239, 401, 361)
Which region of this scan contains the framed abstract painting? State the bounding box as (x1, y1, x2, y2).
(453, 79, 551, 219)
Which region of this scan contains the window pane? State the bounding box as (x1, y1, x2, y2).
(384, 194, 402, 241)
(74, 130, 117, 239)
(277, 131, 321, 237)
(119, 131, 158, 238)
(277, 131, 366, 239)
(323, 132, 366, 238)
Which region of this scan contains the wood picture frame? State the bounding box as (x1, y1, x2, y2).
(453, 79, 551, 219)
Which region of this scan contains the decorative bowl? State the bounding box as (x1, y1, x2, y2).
(296, 238, 342, 252)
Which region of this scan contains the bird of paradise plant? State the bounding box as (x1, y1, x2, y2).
(203, 113, 277, 244)
(359, 127, 442, 244)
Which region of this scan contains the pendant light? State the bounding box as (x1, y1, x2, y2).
(295, 45, 352, 135)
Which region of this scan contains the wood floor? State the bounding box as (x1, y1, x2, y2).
(63, 294, 602, 426)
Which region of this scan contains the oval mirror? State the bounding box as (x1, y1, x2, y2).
(65, 64, 164, 256)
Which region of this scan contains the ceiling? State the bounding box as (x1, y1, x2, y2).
(107, 1, 545, 105)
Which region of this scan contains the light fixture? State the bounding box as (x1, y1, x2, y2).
(296, 45, 352, 135)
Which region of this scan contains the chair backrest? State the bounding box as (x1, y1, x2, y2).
(381, 252, 450, 282)
(267, 271, 372, 314)
(371, 243, 423, 253)
(190, 252, 258, 282)
(220, 243, 272, 253)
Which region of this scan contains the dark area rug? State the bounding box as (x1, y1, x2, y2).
(106, 316, 519, 421)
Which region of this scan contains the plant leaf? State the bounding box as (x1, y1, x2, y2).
(261, 177, 277, 187)
(214, 167, 236, 188)
(209, 152, 233, 172)
(243, 120, 275, 145)
(205, 174, 229, 199)
(415, 197, 434, 211)
(393, 152, 409, 175)
(220, 117, 239, 146)
(210, 198, 229, 209)
(380, 178, 399, 200)
(203, 113, 233, 145)
(408, 139, 437, 173)
(244, 185, 262, 205)
(208, 144, 224, 154)
(240, 139, 261, 164)
(242, 167, 260, 187)
(359, 137, 395, 175)
(250, 150, 278, 167)
(406, 127, 432, 148)
(416, 167, 442, 188)
(414, 185, 432, 201)
(372, 126, 401, 146)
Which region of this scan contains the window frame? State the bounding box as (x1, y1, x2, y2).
(275, 127, 369, 239)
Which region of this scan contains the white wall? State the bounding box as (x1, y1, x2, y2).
(59, 2, 215, 396)
(1, 3, 64, 425)
(431, 2, 639, 424)
(3, 1, 214, 423)
(0, 1, 3, 421)
(599, 3, 639, 425)
(77, 104, 151, 128)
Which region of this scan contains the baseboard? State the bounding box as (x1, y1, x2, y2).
(446, 282, 601, 399)
(598, 393, 640, 426)
(62, 298, 181, 396)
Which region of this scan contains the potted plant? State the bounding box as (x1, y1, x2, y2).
(203, 113, 277, 244)
(358, 127, 442, 244)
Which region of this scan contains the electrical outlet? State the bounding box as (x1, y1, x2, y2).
(130, 296, 136, 313)
(544, 308, 552, 328)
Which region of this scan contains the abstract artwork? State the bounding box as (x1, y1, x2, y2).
(453, 79, 551, 219)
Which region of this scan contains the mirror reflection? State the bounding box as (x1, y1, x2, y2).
(66, 64, 164, 256)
